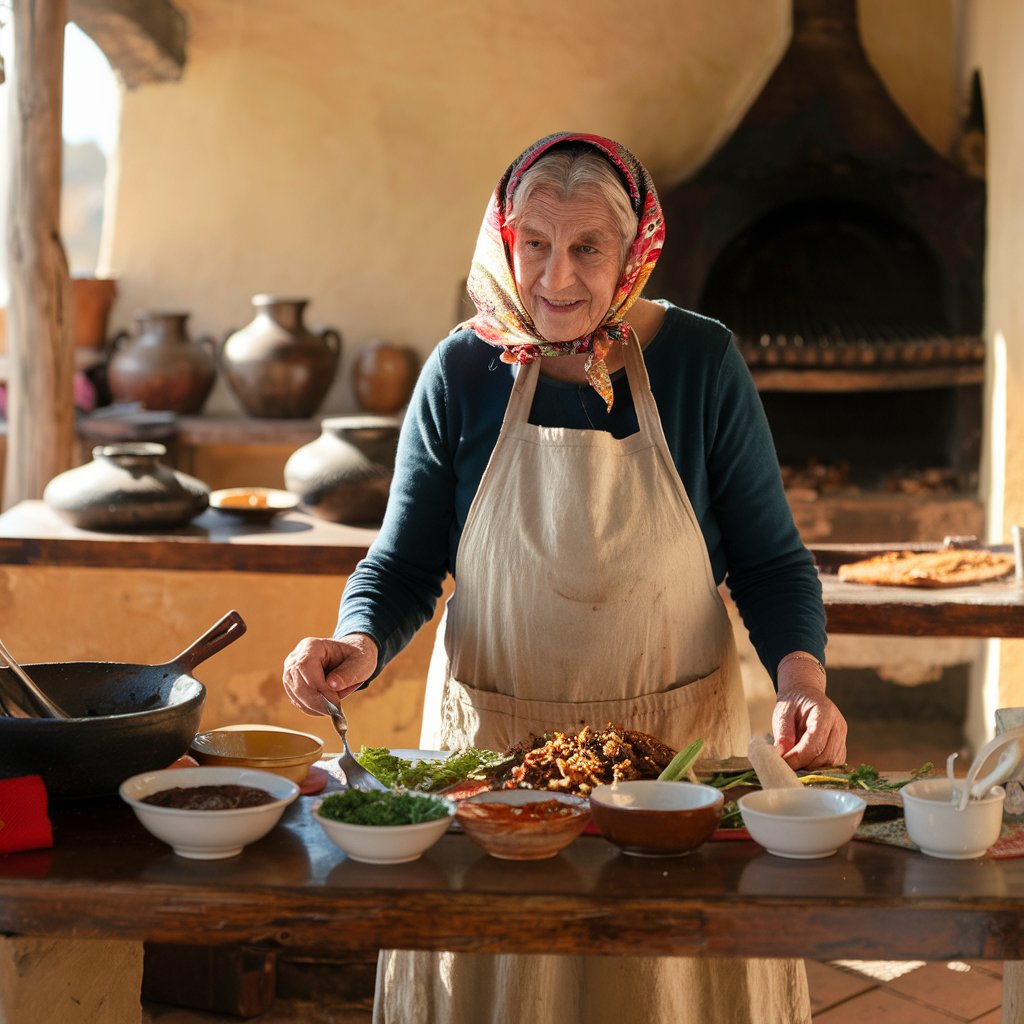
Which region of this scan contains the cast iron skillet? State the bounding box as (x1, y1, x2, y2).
(0, 610, 246, 799)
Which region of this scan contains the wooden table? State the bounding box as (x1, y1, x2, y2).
(2, 793, 1023, 962)
(1, 792, 1023, 1022)
(0, 499, 376, 575)
(813, 542, 1024, 638)
(1, 502, 1023, 638)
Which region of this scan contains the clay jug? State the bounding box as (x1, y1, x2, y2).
(284, 415, 401, 525)
(352, 340, 419, 414)
(71, 277, 118, 349)
(221, 296, 342, 419)
(107, 311, 217, 414)
(43, 442, 209, 531)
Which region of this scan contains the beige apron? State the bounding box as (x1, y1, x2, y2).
(374, 339, 810, 1024)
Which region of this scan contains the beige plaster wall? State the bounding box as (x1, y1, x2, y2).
(102, 0, 795, 416)
(859, 0, 962, 158)
(0, 564, 443, 751)
(965, 0, 1024, 715)
(97, 0, 965, 418)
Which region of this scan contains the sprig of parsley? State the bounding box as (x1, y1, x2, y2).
(318, 789, 451, 826)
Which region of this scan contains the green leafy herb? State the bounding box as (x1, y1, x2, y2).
(355, 746, 506, 793)
(318, 789, 451, 826)
(719, 801, 743, 829)
(707, 769, 757, 792)
(798, 761, 934, 792)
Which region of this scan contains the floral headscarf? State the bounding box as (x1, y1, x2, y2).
(459, 132, 665, 411)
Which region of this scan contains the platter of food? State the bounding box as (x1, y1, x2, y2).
(835, 549, 1015, 589)
(341, 723, 937, 856)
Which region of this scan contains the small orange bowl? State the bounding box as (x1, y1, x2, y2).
(456, 789, 590, 860)
(209, 488, 300, 523)
(190, 725, 323, 785)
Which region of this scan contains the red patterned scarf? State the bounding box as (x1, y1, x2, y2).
(459, 132, 665, 411)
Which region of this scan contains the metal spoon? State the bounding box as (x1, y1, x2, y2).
(320, 694, 388, 792)
(0, 636, 69, 719)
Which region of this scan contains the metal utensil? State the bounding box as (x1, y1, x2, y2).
(954, 726, 1024, 811)
(0, 635, 69, 718)
(321, 694, 388, 792)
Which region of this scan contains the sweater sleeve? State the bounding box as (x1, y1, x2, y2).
(334, 344, 455, 678)
(704, 336, 827, 682)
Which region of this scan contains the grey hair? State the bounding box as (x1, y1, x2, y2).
(506, 146, 639, 261)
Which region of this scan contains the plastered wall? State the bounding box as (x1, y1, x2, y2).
(99, 0, 961, 418)
(964, 0, 1024, 715)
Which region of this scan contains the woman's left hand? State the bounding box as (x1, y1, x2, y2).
(772, 658, 848, 770)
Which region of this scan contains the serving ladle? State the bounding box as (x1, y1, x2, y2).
(320, 694, 388, 792)
(947, 726, 1024, 812)
(0, 635, 69, 719)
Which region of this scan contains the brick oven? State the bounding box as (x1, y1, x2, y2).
(647, 0, 986, 545)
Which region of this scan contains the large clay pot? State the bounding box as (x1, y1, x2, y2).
(107, 311, 217, 414)
(284, 415, 400, 525)
(221, 296, 342, 419)
(71, 277, 118, 349)
(352, 339, 419, 414)
(43, 442, 210, 531)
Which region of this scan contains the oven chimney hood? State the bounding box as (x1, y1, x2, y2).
(647, 0, 985, 365)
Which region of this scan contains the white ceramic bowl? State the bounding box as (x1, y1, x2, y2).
(901, 778, 1005, 860)
(120, 766, 299, 860)
(738, 788, 866, 859)
(313, 792, 456, 864)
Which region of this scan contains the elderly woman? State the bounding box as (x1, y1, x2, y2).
(283, 132, 847, 1024)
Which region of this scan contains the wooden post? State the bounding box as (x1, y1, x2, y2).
(3, 0, 74, 509)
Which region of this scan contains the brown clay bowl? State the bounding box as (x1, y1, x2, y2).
(589, 780, 724, 857)
(456, 789, 591, 860)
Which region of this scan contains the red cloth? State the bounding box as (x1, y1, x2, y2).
(0, 775, 53, 854)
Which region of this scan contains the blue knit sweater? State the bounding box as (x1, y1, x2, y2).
(336, 303, 826, 686)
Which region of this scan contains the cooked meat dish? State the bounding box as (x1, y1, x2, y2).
(505, 723, 675, 796)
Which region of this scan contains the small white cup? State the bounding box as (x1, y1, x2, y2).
(901, 778, 1005, 859)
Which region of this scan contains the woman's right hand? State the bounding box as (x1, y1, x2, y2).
(282, 632, 379, 716)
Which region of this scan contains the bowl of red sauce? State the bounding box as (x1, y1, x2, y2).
(455, 789, 591, 860)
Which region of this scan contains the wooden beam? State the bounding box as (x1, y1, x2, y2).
(68, 0, 186, 88)
(3, 0, 75, 508)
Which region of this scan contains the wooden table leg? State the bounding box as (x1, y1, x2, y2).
(0, 937, 143, 1023)
(1004, 961, 1024, 1023)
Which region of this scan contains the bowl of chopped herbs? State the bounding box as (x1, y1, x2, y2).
(313, 789, 456, 864)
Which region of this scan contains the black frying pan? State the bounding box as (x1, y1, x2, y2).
(0, 610, 246, 799)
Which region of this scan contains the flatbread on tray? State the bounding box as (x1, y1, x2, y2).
(836, 549, 1014, 589)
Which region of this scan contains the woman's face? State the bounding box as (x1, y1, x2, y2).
(510, 188, 624, 343)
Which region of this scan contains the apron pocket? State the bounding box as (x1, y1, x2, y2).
(440, 667, 748, 757)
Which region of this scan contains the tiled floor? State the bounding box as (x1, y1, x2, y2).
(806, 713, 1007, 1023)
(145, 959, 1008, 1022)
(808, 959, 1005, 1023)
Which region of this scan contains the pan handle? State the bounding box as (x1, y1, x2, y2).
(165, 610, 247, 673)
